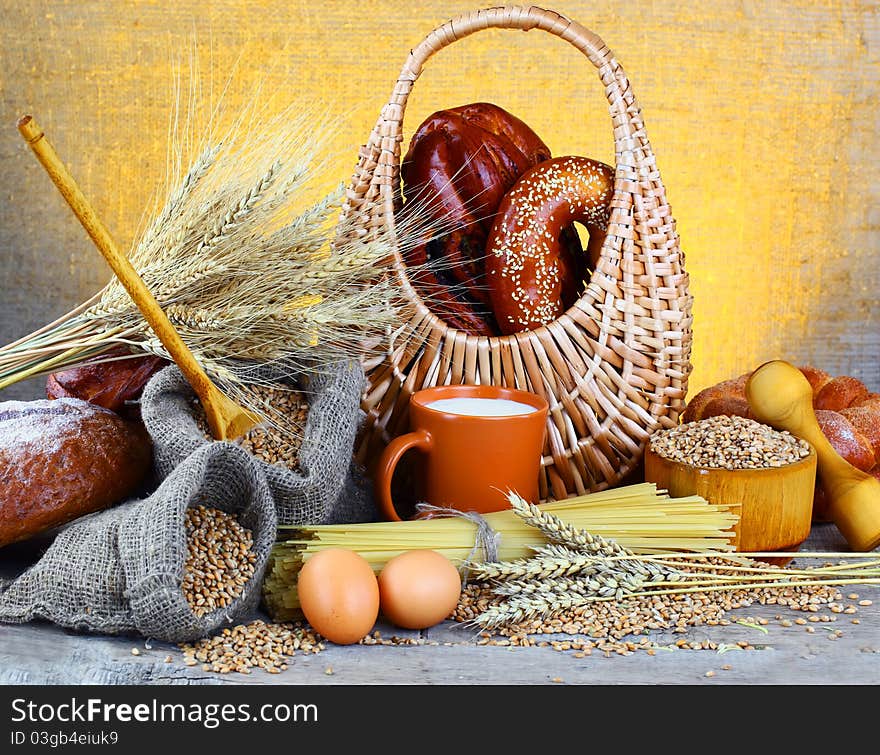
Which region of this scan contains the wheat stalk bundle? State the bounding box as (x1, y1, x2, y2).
(469, 494, 880, 629)
(0, 97, 440, 419)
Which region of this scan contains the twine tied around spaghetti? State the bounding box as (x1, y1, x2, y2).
(414, 503, 501, 581)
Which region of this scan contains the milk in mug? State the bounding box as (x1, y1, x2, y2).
(425, 396, 538, 417)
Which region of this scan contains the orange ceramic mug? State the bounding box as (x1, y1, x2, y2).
(375, 385, 549, 521)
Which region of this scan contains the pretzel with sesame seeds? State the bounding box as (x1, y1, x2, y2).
(485, 156, 614, 335)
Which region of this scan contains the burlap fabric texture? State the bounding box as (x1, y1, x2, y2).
(0, 442, 276, 642)
(140, 359, 375, 526)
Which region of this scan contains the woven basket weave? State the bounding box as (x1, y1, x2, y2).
(338, 5, 694, 501)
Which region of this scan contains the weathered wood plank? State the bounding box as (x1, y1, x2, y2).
(2, 556, 877, 685)
(2, 593, 878, 685)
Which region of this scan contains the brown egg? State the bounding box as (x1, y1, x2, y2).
(378, 550, 462, 630)
(297, 548, 379, 645)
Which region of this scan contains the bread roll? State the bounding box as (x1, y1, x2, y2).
(400, 102, 584, 335)
(485, 156, 614, 334)
(0, 398, 152, 548)
(46, 350, 166, 416)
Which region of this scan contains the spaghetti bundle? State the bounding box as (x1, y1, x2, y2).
(263, 484, 739, 620)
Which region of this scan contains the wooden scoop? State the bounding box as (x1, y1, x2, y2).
(746, 359, 880, 552)
(18, 114, 259, 440)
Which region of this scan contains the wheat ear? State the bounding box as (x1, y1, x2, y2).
(509, 493, 633, 559)
(494, 571, 647, 599)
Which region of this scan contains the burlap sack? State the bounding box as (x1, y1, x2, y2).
(140, 359, 375, 526)
(0, 442, 276, 643)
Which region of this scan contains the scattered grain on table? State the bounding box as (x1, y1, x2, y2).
(180, 620, 324, 675)
(455, 568, 845, 656)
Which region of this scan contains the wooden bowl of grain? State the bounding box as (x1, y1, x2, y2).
(644, 415, 818, 565)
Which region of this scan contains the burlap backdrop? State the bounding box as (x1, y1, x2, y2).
(1, 1, 878, 401)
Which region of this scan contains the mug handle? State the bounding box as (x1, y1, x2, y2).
(375, 429, 434, 522)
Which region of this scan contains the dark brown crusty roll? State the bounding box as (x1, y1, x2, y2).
(0, 398, 152, 548)
(46, 349, 167, 417)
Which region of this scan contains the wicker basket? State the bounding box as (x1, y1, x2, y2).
(337, 5, 693, 501)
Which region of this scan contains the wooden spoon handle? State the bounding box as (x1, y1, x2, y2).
(17, 115, 225, 437)
(747, 360, 865, 485)
(747, 359, 880, 551)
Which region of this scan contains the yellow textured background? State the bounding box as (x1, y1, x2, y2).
(0, 0, 877, 400)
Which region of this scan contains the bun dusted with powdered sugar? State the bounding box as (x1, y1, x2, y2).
(0, 398, 152, 547)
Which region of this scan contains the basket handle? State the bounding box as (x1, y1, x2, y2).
(339, 4, 662, 248)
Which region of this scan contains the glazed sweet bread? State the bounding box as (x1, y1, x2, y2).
(683, 366, 880, 518)
(400, 102, 584, 336)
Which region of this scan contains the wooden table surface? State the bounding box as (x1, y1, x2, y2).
(1, 523, 878, 686)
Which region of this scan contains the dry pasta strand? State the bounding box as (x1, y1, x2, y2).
(262, 483, 739, 620)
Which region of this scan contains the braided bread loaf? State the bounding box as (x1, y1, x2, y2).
(683, 366, 880, 518)
(400, 102, 586, 336)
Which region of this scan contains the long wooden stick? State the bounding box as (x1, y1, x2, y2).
(17, 115, 257, 440)
(747, 359, 880, 552)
